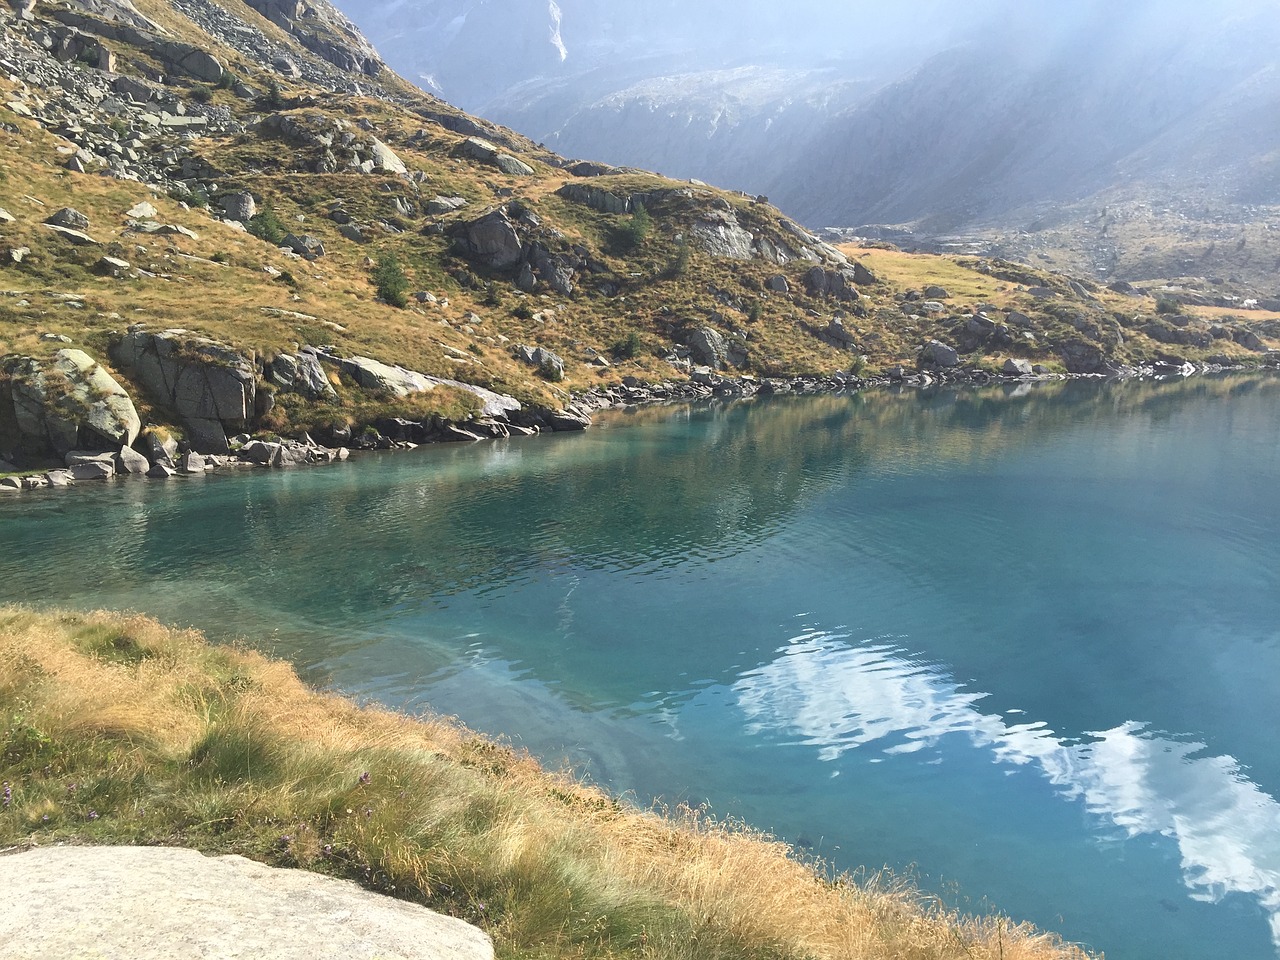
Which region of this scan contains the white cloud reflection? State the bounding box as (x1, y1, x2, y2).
(733, 631, 1280, 950)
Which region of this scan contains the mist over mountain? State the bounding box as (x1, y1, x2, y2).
(333, 0, 1280, 284)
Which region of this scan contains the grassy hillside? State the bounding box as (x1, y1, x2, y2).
(1, 2, 1275, 462)
(0, 606, 1095, 960)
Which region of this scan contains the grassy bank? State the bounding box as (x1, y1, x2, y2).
(0, 607, 1095, 960)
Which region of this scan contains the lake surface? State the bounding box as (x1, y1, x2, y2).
(3, 375, 1280, 958)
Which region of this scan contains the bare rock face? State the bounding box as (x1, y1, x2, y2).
(689, 209, 755, 260)
(0, 846, 493, 960)
(6, 349, 141, 457)
(112, 330, 256, 455)
(452, 208, 524, 269)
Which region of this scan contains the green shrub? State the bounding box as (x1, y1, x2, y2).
(189, 84, 213, 105)
(611, 331, 642, 360)
(611, 202, 652, 254)
(1155, 297, 1181, 315)
(663, 238, 692, 280)
(372, 253, 409, 308)
(259, 79, 285, 110)
(248, 204, 287, 246)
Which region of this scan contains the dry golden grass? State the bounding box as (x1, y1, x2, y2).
(0, 606, 1098, 960)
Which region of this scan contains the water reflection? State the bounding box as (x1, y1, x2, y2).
(735, 630, 1280, 949)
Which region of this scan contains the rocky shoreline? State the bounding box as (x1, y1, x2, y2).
(5, 355, 1276, 496)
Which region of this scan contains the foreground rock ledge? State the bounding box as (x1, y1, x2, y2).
(0, 845, 494, 960)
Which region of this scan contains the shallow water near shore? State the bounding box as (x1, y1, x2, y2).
(4, 374, 1280, 958)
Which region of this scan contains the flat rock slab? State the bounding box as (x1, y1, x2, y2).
(0, 846, 493, 960)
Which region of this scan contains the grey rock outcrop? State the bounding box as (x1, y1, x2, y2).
(688, 326, 729, 370)
(7, 349, 142, 457)
(44, 207, 90, 231)
(112, 330, 256, 455)
(331, 354, 521, 419)
(369, 137, 407, 174)
(804, 267, 859, 302)
(282, 233, 325, 259)
(452, 208, 524, 269)
(426, 195, 469, 215)
(457, 136, 533, 176)
(689, 209, 755, 260)
(514, 344, 564, 379)
(269, 350, 336, 400)
(220, 192, 257, 222)
(556, 182, 633, 215)
(920, 339, 960, 368)
(1002, 358, 1034, 376)
(116, 444, 151, 474)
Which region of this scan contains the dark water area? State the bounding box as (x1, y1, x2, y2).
(3, 374, 1279, 958)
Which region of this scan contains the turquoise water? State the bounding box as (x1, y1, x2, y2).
(3, 375, 1280, 958)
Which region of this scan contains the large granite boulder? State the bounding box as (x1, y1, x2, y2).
(369, 138, 407, 175)
(688, 326, 729, 370)
(112, 330, 256, 455)
(268, 349, 337, 400)
(452, 209, 524, 269)
(920, 339, 960, 368)
(7, 349, 141, 457)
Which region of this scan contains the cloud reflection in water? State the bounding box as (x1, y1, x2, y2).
(733, 631, 1280, 950)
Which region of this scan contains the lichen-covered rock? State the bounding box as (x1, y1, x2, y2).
(6, 349, 141, 457)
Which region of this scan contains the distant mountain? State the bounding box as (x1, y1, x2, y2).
(335, 0, 1280, 285)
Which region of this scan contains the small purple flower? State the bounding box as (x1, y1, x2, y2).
(41, 814, 49, 822)
(358, 772, 371, 785)
(363, 806, 373, 818)
(2, 782, 11, 809)
(86, 810, 99, 821)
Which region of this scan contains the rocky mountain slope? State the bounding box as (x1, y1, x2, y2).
(0, 0, 1276, 488)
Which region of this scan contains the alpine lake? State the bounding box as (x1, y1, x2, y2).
(3, 373, 1279, 959)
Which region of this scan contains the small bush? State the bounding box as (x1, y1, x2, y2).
(511, 303, 534, 320)
(538, 359, 564, 382)
(1155, 297, 1181, 315)
(611, 331, 642, 360)
(372, 253, 409, 308)
(611, 202, 652, 254)
(259, 79, 285, 111)
(248, 204, 287, 246)
(663, 239, 692, 280)
(482, 282, 502, 307)
(189, 84, 213, 105)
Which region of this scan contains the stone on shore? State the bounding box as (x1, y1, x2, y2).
(0, 846, 493, 960)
